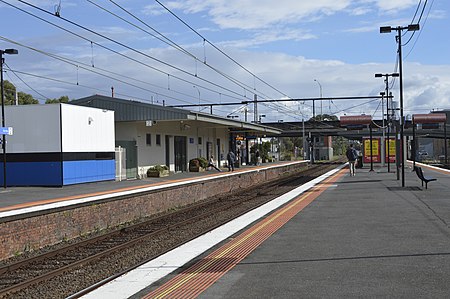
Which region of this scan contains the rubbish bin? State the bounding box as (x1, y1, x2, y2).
(356, 155, 363, 168)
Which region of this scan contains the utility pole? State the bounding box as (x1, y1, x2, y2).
(253, 94, 258, 123)
(380, 23, 419, 187)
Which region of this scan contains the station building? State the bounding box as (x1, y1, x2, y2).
(71, 95, 281, 180)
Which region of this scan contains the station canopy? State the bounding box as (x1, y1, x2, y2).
(340, 115, 372, 126)
(412, 113, 447, 124)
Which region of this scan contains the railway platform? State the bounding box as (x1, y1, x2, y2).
(84, 162, 450, 298)
(0, 161, 306, 215)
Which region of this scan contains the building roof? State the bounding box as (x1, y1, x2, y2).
(70, 95, 281, 135)
(70, 95, 190, 122)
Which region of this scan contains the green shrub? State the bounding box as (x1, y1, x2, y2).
(147, 165, 169, 173)
(197, 157, 208, 168)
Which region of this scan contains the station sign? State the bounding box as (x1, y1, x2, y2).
(0, 127, 13, 135)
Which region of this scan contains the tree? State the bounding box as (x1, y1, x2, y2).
(18, 92, 39, 105)
(45, 96, 69, 104)
(1, 80, 16, 104)
(0, 80, 38, 105)
(310, 114, 338, 122)
(332, 136, 347, 156)
(279, 137, 303, 161)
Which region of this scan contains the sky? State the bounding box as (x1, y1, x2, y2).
(0, 0, 449, 122)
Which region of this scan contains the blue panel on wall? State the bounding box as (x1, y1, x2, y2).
(0, 162, 62, 186)
(63, 160, 115, 185)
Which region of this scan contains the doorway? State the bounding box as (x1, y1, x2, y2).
(115, 140, 137, 179)
(174, 136, 187, 172)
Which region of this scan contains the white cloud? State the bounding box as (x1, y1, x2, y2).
(217, 28, 316, 49)
(348, 6, 373, 16)
(142, 4, 166, 16)
(165, 0, 352, 30)
(373, 0, 418, 12)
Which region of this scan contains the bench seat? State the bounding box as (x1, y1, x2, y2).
(414, 166, 437, 189)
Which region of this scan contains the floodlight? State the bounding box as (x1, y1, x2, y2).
(380, 26, 392, 33)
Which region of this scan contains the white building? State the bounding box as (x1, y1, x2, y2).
(71, 95, 281, 179)
(0, 104, 115, 186)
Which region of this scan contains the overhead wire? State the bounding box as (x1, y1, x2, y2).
(329, 98, 380, 115)
(106, 0, 305, 119)
(153, 0, 305, 118)
(402, 0, 427, 47)
(2, 0, 307, 120)
(93, 0, 276, 105)
(3, 67, 179, 104)
(86, 0, 193, 59)
(16, 0, 257, 101)
(0, 36, 209, 105)
(153, 0, 292, 99)
(4, 0, 249, 104)
(4, 63, 50, 100)
(404, 0, 434, 60)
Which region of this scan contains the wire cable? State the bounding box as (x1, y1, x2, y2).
(4, 67, 190, 104)
(153, 0, 292, 100)
(6, 0, 249, 103)
(404, 0, 433, 60)
(0, 36, 213, 105)
(4, 63, 50, 100)
(153, 0, 305, 118)
(103, 0, 303, 117)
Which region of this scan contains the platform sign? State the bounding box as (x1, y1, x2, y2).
(363, 138, 380, 163)
(0, 127, 13, 135)
(386, 138, 396, 163)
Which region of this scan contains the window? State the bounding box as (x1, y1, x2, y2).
(198, 137, 202, 145)
(156, 134, 161, 146)
(146, 133, 151, 146)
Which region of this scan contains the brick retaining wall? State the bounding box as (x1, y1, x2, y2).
(0, 162, 308, 260)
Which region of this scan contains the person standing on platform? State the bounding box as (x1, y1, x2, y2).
(208, 155, 221, 172)
(227, 150, 235, 172)
(346, 143, 358, 176)
(255, 149, 261, 166)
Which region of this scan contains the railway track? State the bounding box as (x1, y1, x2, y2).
(0, 161, 342, 299)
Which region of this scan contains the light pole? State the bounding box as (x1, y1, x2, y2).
(375, 72, 399, 170)
(380, 24, 419, 187)
(314, 79, 322, 120)
(380, 91, 386, 167)
(193, 85, 200, 112)
(0, 48, 18, 188)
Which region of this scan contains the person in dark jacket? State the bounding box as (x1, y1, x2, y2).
(227, 151, 235, 172)
(346, 144, 358, 176)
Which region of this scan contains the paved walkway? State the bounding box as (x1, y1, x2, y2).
(135, 163, 450, 298)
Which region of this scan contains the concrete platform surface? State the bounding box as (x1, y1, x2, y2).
(196, 163, 450, 298)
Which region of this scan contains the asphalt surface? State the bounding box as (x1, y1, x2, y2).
(198, 165, 450, 298)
